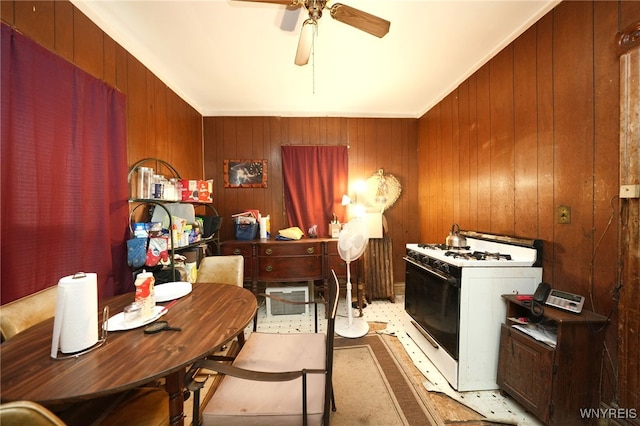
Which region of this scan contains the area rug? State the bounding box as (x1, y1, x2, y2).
(332, 334, 437, 426)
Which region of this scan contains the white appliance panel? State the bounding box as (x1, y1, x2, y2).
(457, 267, 541, 391)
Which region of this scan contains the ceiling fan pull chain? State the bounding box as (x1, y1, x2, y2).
(312, 24, 316, 94)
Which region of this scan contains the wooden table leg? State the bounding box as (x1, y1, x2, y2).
(165, 370, 185, 426)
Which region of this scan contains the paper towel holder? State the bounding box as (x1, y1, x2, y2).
(51, 306, 109, 360)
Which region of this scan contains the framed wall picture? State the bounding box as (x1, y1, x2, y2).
(223, 160, 268, 188)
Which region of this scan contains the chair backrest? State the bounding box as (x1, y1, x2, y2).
(0, 286, 58, 342)
(328, 270, 341, 323)
(0, 401, 66, 426)
(195, 255, 244, 286)
(323, 269, 341, 423)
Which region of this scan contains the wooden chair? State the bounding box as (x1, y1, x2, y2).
(195, 255, 244, 287)
(195, 254, 250, 346)
(0, 401, 67, 426)
(185, 270, 341, 426)
(0, 286, 57, 342)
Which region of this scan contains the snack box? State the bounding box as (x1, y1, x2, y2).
(180, 179, 213, 203)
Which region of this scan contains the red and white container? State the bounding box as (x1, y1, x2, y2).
(134, 270, 156, 320)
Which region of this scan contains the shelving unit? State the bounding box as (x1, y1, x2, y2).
(127, 158, 221, 282)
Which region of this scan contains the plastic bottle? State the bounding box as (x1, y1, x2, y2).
(134, 270, 156, 320)
(259, 216, 268, 239)
(137, 167, 154, 199)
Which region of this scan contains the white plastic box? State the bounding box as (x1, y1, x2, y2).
(265, 286, 309, 316)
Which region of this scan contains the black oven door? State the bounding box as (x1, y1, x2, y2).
(404, 258, 460, 359)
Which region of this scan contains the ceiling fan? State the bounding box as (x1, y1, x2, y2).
(238, 0, 391, 65)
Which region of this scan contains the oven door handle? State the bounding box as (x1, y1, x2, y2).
(403, 256, 459, 287)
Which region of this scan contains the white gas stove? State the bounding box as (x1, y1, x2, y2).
(403, 230, 543, 391)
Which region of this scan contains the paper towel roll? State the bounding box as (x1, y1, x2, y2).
(259, 217, 268, 239)
(51, 272, 99, 357)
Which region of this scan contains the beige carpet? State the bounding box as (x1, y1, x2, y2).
(332, 334, 438, 426)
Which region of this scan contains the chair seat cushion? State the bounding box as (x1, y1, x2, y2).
(202, 332, 326, 426)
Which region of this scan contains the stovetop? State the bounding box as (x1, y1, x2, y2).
(406, 231, 542, 268)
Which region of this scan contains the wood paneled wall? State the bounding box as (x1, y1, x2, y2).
(5, 0, 637, 414)
(418, 0, 640, 412)
(203, 117, 418, 284)
(0, 0, 204, 178)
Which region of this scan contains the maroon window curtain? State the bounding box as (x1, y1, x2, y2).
(281, 146, 348, 237)
(1, 23, 130, 303)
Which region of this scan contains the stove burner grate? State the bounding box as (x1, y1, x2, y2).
(444, 250, 512, 261)
(419, 243, 470, 251)
(478, 251, 512, 261)
(445, 250, 472, 259)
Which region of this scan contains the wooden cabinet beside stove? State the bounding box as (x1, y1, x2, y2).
(497, 295, 609, 425)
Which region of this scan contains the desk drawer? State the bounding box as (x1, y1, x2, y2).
(328, 255, 348, 276)
(221, 243, 252, 257)
(220, 242, 253, 281)
(257, 256, 322, 281)
(258, 242, 322, 257)
(326, 240, 339, 256)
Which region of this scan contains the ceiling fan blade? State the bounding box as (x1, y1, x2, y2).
(329, 3, 390, 38)
(234, 0, 301, 5)
(295, 19, 316, 66)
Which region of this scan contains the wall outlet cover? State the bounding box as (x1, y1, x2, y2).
(558, 205, 571, 224)
(620, 184, 640, 199)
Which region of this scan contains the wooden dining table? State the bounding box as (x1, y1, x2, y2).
(0, 282, 257, 426)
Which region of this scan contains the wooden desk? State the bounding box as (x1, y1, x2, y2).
(0, 283, 257, 426)
(221, 238, 361, 308)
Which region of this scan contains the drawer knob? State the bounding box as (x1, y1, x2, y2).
(265, 248, 273, 255)
(307, 247, 315, 254)
(233, 249, 241, 255)
(265, 265, 273, 272)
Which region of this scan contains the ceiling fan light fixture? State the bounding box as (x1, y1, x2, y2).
(237, 0, 389, 65)
(294, 19, 316, 66)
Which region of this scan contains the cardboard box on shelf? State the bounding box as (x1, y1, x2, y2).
(181, 179, 213, 203)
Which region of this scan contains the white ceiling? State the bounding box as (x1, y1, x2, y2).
(71, 0, 560, 118)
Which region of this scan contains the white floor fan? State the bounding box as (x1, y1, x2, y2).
(335, 218, 369, 338)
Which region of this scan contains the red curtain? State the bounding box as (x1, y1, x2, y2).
(1, 23, 131, 303)
(281, 146, 348, 237)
